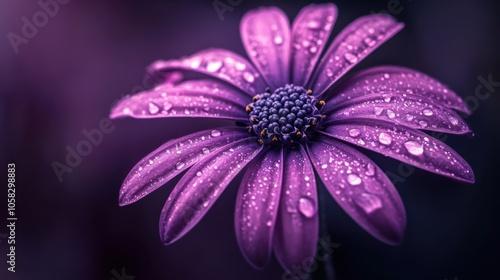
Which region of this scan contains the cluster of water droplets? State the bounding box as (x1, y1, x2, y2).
(312, 16, 402, 93)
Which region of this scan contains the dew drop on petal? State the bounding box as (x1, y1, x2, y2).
(274, 36, 283, 45)
(419, 120, 428, 128)
(307, 20, 321, 29)
(175, 161, 185, 170)
(378, 132, 392, 145)
(196, 171, 203, 177)
(363, 37, 376, 47)
(374, 107, 384, 116)
(365, 163, 376, 176)
(404, 141, 424, 156)
(405, 114, 414, 121)
(210, 130, 222, 137)
(148, 102, 161, 114)
(201, 147, 210, 154)
(347, 174, 362, 186)
(235, 62, 246, 70)
(243, 72, 255, 83)
(386, 109, 395, 119)
(148, 159, 154, 165)
(354, 193, 382, 214)
(321, 163, 328, 169)
(383, 96, 392, 103)
(423, 109, 434, 116)
(449, 116, 459, 125)
(349, 128, 361, 138)
(298, 197, 317, 218)
(206, 61, 222, 72)
(344, 53, 358, 64)
(266, 220, 272, 227)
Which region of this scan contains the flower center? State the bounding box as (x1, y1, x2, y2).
(246, 84, 325, 147)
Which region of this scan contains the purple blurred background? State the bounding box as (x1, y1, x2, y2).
(1, 0, 500, 279)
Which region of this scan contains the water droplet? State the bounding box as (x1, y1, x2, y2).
(189, 58, 201, 68)
(374, 107, 384, 116)
(349, 128, 361, 138)
(298, 197, 317, 218)
(243, 72, 255, 83)
(148, 159, 154, 165)
(344, 53, 358, 64)
(202, 201, 209, 207)
(206, 61, 222, 72)
(386, 109, 395, 119)
(354, 193, 382, 214)
(347, 174, 362, 186)
(196, 171, 203, 177)
(363, 37, 376, 47)
(148, 102, 161, 114)
(378, 132, 392, 145)
(235, 62, 246, 70)
(404, 141, 424, 156)
(365, 163, 376, 176)
(383, 95, 392, 103)
(423, 109, 434, 116)
(305, 176, 310, 181)
(418, 120, 428, 128)
(274, 36, 283, 45)
(266, 220, 272, 227)
(326, 68, 333, 77)
(449, 116, 459, 125)
(175, 161, 185, 170)
(307, 20, 321, 29)
(405, 114, 414, 121)
(321, 163, 328, 169)
(201, 147, 210, 154)
(383, 73, 390, 79)
(210, 130, 222, 137)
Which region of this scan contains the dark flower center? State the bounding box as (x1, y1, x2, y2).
(246, 84, 325, 147)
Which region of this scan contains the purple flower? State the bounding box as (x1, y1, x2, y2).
(110, 4, 474, 271)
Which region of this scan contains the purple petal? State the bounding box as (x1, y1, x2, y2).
(291, 3, 338, 86)
(118, 127, 248, 206)
(324, 92, 471, 135)
(148, 48, 267, 94)
(309, 15, 403, 96)
(273, 147, 319, 271)
(307, 136, 406, 244)
(109, 79, 249, 121)
(235, 148, 283, 269)
(240, 7, 291, 88)
(328, 66, 470, 113)
(160, 138, 262, 245)
(321, 118, 475, 183)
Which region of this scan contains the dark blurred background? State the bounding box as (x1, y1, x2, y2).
(1, 0, 499, 279)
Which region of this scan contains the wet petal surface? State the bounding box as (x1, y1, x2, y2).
(118, 127, 247, 206)
(240, 7, 291, 89)
(322, 118, 475, 183)
(235, 148, 283, 269)
(273, 146, 319, 271)
(291, 3, 337, 86)
(328, 66, 469, 113)
(110, 79, 249, 121)
(160, 138, 262, 245)
(324, 92, 471, 134)
(309, 15, 403, 96)
(307, 136, 406, 244)
(148, 48, 267, 94)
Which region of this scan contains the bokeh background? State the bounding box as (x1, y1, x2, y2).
(1, 0, 499, 279)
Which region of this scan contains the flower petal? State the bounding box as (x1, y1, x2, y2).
(309, 15, 403, 96)
(291, 3, 338, 86)
(118, 127, 248, 206)
(324, 92, 471, 135)
(328, 66, 470, 113)
(240, 7, 291, 88)
(148, 48, 267, 94)
(273, 146, 319, 271)
(160, 137, 262, 245)
(109, 79, 248, 121)
(307, 136, 406, 244)
(235, 148, 283, 269)
(321, 118, 475, 183)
